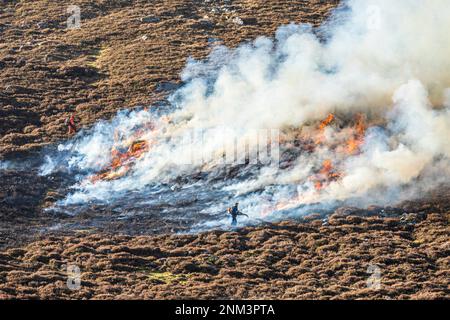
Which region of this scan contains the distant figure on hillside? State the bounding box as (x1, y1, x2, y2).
(227, 202, 248, 226)
(66, 112, 77, 135)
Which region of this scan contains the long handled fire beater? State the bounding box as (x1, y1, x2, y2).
(227, 202, 248, 226)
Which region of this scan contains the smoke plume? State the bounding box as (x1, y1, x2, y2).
(41, 0, 450, 222)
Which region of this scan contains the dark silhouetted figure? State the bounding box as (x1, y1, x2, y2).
(228, 202, 248, 226)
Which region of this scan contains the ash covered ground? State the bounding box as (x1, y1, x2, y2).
(0, 0, 449, 300)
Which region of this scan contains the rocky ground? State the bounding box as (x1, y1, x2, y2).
(0, 0, 448, 300)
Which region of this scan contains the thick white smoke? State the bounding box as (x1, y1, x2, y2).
(41, 0, 450, 220)
(174, 0, 450, 130)
(325, 80, 450, 202)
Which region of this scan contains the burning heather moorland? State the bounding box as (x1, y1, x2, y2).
(0, 0, 449, 300)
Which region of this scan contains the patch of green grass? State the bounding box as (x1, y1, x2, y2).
(206, 255, 218, 265)
(147, 271, 189, 285)
(86, 47, 109, 69)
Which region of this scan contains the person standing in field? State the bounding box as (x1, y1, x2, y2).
(66, 112, 77, 135)
(227, 202, 248, 226)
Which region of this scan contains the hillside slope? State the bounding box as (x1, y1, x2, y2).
(0, 0, 338, 157)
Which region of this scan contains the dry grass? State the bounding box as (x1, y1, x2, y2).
(0, 0, 339, 157)
(0, 210, 448, 299)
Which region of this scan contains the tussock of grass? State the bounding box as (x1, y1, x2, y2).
(86, 47, 110, 69)
(147, 271, 188, 285)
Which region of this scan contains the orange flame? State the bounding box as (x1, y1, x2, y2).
(320, 159, 333, 174)
(261, 113, 371, 216)
(89, 119, 158, 183)
(319, 113, 335, 131)
(90, 140, 150, 183)
(313, 159, 341, 190)
(315, 113, 335, 144)
(345, 113, 366, 155)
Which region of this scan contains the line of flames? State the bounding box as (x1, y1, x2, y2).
(86, 111, 368, 217)
(261, 112, 367, 216)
